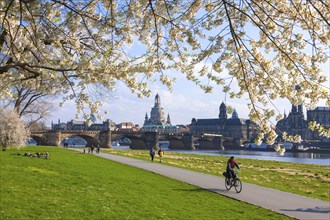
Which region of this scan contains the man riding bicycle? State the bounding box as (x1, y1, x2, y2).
(226, 156, 240, 181)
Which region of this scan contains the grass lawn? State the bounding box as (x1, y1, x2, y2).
(0, 146, 293, 220)
(103, 149, 330, 202)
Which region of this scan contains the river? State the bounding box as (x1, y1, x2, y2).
(112, 145, 330, 166)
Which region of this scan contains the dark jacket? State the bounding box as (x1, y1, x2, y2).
(226, 158, 240, 171)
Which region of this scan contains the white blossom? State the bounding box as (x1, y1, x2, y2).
(0, 108, 29, 150)
(0, 0, 328, 141)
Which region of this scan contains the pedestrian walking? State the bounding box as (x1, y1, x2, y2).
(158, 147, 164, 163)
(149, 147, 155, 162)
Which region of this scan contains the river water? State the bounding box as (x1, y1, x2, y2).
(171, 149, 330, 166)
(112, 145, 330, 166)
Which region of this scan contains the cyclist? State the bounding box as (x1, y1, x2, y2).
(226, 156, 240, 182)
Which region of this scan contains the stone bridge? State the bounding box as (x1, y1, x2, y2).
(30, 130, 224, 150)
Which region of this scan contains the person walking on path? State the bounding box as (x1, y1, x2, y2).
(158, 147, 164, 163)
(96, 145, 100, 154)
(149, 147, 155, 162)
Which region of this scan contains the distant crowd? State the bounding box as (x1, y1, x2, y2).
(83, 144, 100, 154)
(13, 152, 49, 159)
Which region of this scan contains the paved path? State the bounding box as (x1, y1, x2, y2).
(76, 150, 330, 220)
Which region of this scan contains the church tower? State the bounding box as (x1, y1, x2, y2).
(219, 102, 227, 120)
(143, 93, 166, 126)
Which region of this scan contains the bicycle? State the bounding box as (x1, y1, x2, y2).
(224, 170, 242, 193)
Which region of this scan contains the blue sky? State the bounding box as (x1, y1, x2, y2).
(47, 56, 329, 127)
(45, 9, 330, 128)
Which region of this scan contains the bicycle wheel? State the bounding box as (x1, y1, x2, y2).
(234, 178, 242, 193)
(225, 177, 231, 190)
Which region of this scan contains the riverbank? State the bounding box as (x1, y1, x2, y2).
(1, 146, 291, 220)
(225, 146, 330, 154)
(104, 149, 330, 202)
(111, 144, 330, 166)
(88, 149, 330, 220)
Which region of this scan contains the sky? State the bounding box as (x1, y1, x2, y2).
(46, 56, 329, 128)
(46, 19, 330, 128)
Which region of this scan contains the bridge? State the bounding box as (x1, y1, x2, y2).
(30, 130, 224, 150)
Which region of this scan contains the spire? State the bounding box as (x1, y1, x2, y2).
(144, 112, 149, 124)
(232, 109, 239, 119)
(166, 113, 171, 125)
(155, 93, 161, 106)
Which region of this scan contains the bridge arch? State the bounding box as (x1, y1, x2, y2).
(29, 135, 46, 146)
(192, 134, 223, 150)
(111, 133, 147, 149)
(60, 134, 100, 146)
(110, 135, 132, 146)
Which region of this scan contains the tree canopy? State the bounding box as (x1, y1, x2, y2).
(1, 0, 329, 143)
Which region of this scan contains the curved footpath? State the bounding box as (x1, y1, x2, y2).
(74, 149, 330, 220)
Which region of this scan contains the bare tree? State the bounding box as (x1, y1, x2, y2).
(29, 120, 49, 131)
(2, 85, 56, 128)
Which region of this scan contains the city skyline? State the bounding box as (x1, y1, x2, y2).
(46, 49, 329, 128)
(47, 76, 328, 127)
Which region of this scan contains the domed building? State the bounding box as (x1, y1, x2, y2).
(143, 93, 170, 126)
(141, 94, 179, 134)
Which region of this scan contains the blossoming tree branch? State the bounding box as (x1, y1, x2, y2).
(1, 0, 329, 144)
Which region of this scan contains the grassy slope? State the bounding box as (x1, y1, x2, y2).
(104, 149, 330, 202)
(0, 146, 292, 220)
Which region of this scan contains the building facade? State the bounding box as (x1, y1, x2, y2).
(189, 102, 258, 141)
(307, 107, 330, 127)
(116, 122, 140, 132)
(276, 104, 308, 139)
(276, 105, 330, 143)
(51, 119, 117, 131)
